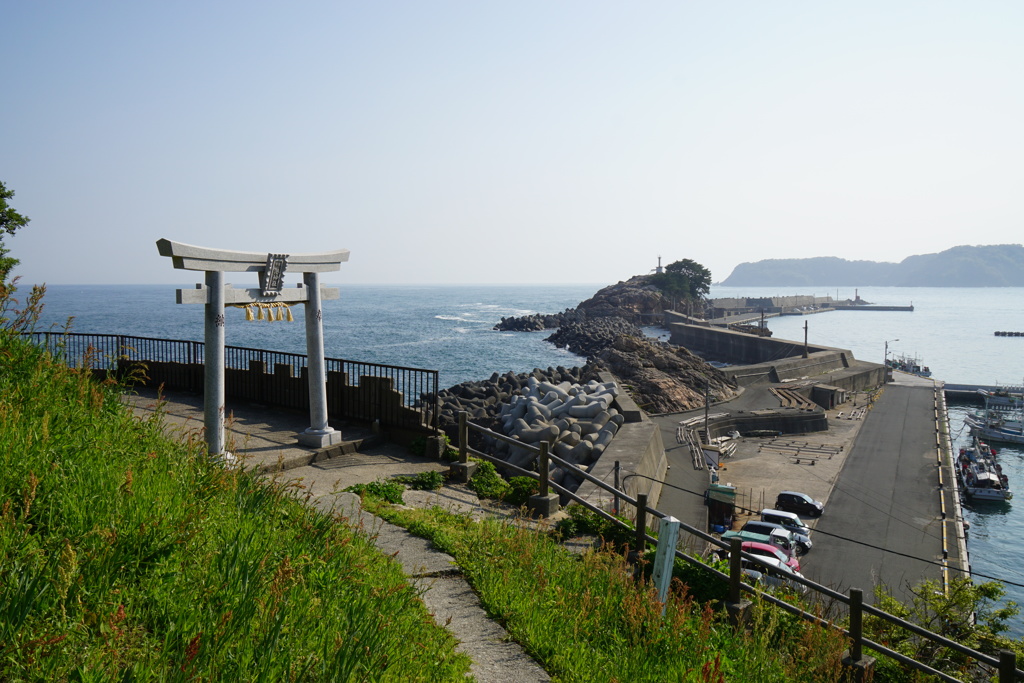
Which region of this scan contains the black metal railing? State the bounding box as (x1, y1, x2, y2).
(23, 332, 439, 432)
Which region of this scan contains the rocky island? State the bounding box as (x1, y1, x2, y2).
(433, 270, 738, 438)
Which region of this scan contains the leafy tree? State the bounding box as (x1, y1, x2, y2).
(863, 577, 1022, 680)
(0, 180, 31, 285)
(650, 258, 712, 303)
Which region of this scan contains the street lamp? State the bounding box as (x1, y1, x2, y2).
(884, 339, 899, 366)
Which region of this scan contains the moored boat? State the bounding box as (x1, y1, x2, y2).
(965, 389, 1024, 445)
(957, 438, 1013, 502)
(886, 354, 932, 377)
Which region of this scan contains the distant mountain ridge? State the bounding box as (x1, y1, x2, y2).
(720, 244, 1024, 287)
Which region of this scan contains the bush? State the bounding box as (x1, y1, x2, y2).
(467, 460, 510, 500)
(396, 470, 446, 491)
(344, 479, 406, 504)
(554, 503, 635, 550)
(504, 476, 539, 506)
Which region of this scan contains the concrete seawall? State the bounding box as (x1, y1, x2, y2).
(668, 321, 885, 391)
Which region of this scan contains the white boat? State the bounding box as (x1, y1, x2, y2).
(957, 439, 1012, 502)
(965, 390, 1024, 445)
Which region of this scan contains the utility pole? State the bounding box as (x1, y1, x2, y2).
(704, 381, 710, 445)
(803, 320, 809, 358)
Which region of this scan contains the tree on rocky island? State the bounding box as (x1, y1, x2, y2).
(650, 258, 712, 303)
(0, 180, 31, 286)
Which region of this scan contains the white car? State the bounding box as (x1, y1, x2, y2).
(740, 556, 808, 594)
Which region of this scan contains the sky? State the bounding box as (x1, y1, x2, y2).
(4, 1, 1023, 286)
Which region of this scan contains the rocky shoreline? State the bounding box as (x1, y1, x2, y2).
(428, 272, 741, 491)
(433, 274, 739, 460)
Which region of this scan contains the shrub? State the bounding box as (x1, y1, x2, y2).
(397, 470, 446, 491)
(554, 503, 634, 550)
(344, 479, 406, 504)
(504, 476, 539, 506)
(466, 460, 510, 500)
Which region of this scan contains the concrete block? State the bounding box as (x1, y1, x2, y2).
(528, 492, 560, 517)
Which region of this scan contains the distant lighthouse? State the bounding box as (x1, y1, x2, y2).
(654, 256, 664, 274)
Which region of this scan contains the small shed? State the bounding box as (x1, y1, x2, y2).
(811, 383, 848, 410)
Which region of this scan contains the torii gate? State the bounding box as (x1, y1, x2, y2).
(156, 239, 350, 460)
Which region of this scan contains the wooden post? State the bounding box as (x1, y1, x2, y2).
(849, 588, 863, 662)
(459, 411, 468, 463)
(538, 441, 550, 497)
(842, 587, 876, 682)
(527, 440, 559, 516)
(998, 650, 1016, 683)
(451, 410, 478, 484)
(613, 460, 620, 515)
(632, 493, 648, 582)
(725, 536, 751, 626)
(728, 536, 743, 604)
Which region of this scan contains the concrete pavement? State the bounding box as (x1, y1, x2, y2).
(650, 371, 966, 607)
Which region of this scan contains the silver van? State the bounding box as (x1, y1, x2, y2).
(761, 509, 811, 537)
(742, 520, 812, 555)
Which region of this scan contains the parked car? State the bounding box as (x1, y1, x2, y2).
(741, 541, 801, 572)
(775, 491, 824, 517)
(721, 529, 795, 558)
(739, 556, 808, 594)
(761, 508, 812, 537)
(742, 520, 812, 555)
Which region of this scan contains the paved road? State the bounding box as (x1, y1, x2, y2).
(804, 383, 948, 604)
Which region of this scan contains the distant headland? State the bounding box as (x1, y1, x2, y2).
(720, 244, 1024, 287)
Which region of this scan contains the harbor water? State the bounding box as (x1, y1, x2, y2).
(20, 282, 1024, 636)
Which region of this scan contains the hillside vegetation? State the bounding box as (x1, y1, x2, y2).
(0, 288, 471, 681)
(722, 244, 1024, 287)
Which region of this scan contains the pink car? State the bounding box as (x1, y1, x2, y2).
(741, 541, 801, 572)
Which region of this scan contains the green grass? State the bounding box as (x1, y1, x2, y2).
(0, 292, 471, 681)
(370, 502, 851, 683)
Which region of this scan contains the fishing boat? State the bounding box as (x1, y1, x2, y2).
(886, 354, 931, 378)
(965, 389, 1024, 445)
(957, 438, 1013, 502)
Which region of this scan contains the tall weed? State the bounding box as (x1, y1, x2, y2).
(0, 290, 471, 681)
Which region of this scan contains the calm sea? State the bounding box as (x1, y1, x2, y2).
(22, 282, 1024, 636)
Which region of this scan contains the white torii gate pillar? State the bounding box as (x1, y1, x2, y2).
(156, 239, 350, 459)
